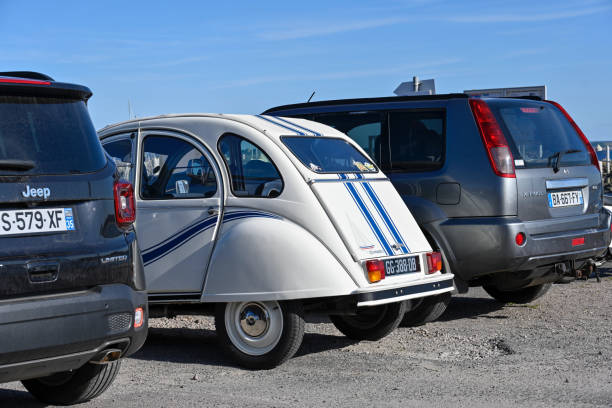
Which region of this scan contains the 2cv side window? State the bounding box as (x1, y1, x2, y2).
(218, 133, 284, 198)
(140, 135, 218, 200)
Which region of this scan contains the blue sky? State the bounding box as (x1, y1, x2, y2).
(1, 0, 611, 139)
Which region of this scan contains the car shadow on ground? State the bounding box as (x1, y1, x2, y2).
(0, 388, 46, 407)
(434, 296, 506, 323)
(130, 326, 356, 367)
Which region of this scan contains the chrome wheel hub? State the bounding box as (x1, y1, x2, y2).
(224, 301, 284, 356)
(239, 303, 269, 337)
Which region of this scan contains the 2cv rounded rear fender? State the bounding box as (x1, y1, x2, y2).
(202, 213, 357, 302)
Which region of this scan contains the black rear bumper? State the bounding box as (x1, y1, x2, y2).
(0, 284, 147, 383)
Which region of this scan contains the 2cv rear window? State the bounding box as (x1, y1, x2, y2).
(281, 136, 378, 174)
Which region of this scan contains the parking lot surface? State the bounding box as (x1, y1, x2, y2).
(2, 269, 612, 407)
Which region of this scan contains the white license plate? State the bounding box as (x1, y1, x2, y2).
(548, 191, 583, 208)
(384, 255, 420, 276)
(0, 208, 75, 236)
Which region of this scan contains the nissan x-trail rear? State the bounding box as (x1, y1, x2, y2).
(0, 72, 147, 405)
(265, 94, 610, 307)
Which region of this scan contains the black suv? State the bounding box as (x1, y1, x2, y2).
(264, 94, 610, 323)
(0, 72, 147, 405)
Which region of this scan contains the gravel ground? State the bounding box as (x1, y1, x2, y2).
(2, 269, 612, 407)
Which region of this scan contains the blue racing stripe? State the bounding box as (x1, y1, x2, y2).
(273, 117, 322, 136)
(361, 182, 409, 254)
(343, 180, 393, 256)
(142, 210, 279, 265)
(256, 115, 305, 135)
(142, 216, 218, 264)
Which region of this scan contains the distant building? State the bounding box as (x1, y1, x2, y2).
(463, 85, 546, 99)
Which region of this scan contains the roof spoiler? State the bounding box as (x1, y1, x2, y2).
(0, 72, 92, 101)
(0, 71, 55, 81)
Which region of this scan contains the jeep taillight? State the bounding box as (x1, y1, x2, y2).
(544, 100, 600, 173)
(114, 180, 135, 228)
(469, 99, 515, 178)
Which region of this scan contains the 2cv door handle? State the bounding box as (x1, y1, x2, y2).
(208, 206, 220, 216)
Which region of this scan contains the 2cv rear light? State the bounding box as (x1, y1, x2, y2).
(366, 259, 385, 283)
(114, 180, 136, 228)
(426, 252, 443, 274)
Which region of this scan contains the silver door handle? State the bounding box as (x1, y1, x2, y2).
(208, 207, 219, 215)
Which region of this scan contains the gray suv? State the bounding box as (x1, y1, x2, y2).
(0, 72, 148, 405)
(264, 94, 610, 323)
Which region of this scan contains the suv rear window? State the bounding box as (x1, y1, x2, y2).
(0, 95, 106, 175)
(282, 136, 377, 173)
(486, 100, 590, 169)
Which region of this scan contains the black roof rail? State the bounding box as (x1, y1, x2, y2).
(0, 71, 54, 81)
(263, 93, 468, 114)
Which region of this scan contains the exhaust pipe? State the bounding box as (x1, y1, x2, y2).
(90, 348, 123, 365)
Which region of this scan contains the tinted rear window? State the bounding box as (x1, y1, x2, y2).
(486, 100, 590, 169)
(0, 96, 106, 175)
(282, 136, 377, 173)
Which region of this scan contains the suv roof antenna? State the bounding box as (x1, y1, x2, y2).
(307, 91, 316, 103)
(128, 100, 134, 119)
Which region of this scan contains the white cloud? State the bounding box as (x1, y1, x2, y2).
(441, 5, 611, 23)
(215, 58, 463, 88)
(259, 17, 409, 41)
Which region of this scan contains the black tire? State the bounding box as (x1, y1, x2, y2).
(483, 283, 552, 304)
(22, 360, 121, 405)
(215, 300, 305, 370)
(329, 300, 407, 341)
(401, 292, 452, 326)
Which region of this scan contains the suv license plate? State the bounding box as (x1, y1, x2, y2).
(0, 208, 75, 236)
(384, 255, 420, 276)
(548, 191, 583, 208)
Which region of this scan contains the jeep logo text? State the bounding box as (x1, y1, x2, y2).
(22, 185, 51, 200)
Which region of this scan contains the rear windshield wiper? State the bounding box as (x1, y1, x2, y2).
(548, 149, 581, 173)
(0, 159, 35, 171)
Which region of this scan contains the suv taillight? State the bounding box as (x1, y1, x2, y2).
(114, 180, 135, 228)
(544, 100, 600, 173)
(469, 99, 515, 178)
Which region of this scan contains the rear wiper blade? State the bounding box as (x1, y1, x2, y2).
(0, 159, 35, 171)
(548, 149, 581, 173)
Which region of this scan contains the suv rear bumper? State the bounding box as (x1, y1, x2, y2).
(0, 284, 147, 383)
(437, 211, 611, 282)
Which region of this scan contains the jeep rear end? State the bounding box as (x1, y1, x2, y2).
(0, 73, 148, 405)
